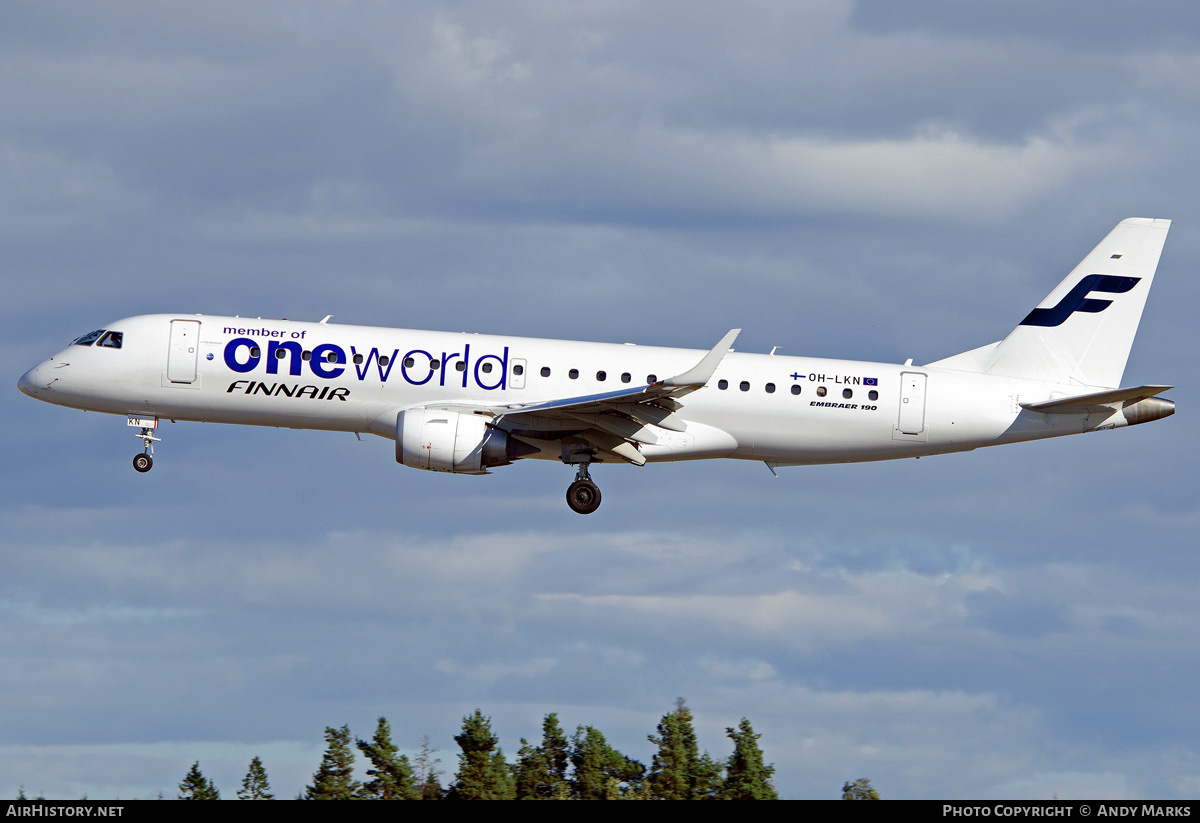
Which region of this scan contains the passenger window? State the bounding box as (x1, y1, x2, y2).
(621, 373, 631, 383)
(455, 361, 466, 371)
(740, 381, 750, 392)
(842, 388, 852, 399)
(379, 355, 391, 367)
(647, 374, 657, 384)
(718, 379, 728, 390)
(541, 367, 551, 377)
(569, 368, 579, 379)
(596, 370, 606, 381)
(482, 363, 493, 373)
(302, 350, 312, 361)
(765, 383, 775, 393)
(817, 386, 827, 397)
(354, 354, 364, 365)
(513, 364, 524, 376)
(403, 357, 414, 368)
(869, 390, 878, 401)
(250, 347, 261, 358)
(791, 385, 801, 395)
(327, 351, 339, 363)
(97, 331, 123, 349)
(430, 360, 439, 369)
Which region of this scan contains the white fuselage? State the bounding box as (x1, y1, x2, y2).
(18, 313, 1126, 467)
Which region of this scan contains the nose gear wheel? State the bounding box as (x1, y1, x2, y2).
(132, 426, 160, 473)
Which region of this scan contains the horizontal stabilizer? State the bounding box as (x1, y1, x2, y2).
(1021, 385, 1172, 413)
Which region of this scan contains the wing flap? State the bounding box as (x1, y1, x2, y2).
(567, 412, 660, 445)
(618, 403, 687, 432)
(583, 431, 646, 466)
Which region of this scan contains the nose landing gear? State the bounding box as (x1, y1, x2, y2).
(566, 462, 601, 515)
(129, 416, 160, 473)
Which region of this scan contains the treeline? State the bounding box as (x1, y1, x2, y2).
(179, 698, 780, 800)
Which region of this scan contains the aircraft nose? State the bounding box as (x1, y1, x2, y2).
(18, 363, 46, 397)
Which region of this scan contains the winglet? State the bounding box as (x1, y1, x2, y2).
(662, 329, 740, 388)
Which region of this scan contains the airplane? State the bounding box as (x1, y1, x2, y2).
(18, 217, 1175, 514)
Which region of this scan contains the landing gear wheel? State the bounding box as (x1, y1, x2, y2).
(566, 479, 602, 514)
(132, 424, 160, 472)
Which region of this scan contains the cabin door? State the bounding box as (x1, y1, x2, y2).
(167, 320, 201, 383)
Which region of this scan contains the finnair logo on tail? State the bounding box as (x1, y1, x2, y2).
(1019, 274, 1141, 327)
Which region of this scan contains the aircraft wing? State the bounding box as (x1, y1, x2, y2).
(487, 329, 741, 465)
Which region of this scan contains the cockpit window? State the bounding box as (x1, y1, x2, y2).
(73, 330, 105, 346)
(97, 331, 123, 349)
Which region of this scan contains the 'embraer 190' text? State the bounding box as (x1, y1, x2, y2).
(222, 335, 510, 390)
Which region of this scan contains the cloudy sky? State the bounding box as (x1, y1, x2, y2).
(3, 0, 1199, 800)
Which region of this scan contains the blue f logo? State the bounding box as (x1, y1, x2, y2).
(1019, 274, 1141, 328)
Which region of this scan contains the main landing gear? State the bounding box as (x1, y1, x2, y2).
(132, 423, 160, 473)
(566, 462, 602, 515)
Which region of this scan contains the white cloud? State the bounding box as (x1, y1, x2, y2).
(434, 656, 557, 684)
(743, 130, 1115, 219)
(426, 15, 529, 91)
(539, 564, 997, 653)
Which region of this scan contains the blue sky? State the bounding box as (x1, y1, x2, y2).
(3, 0, 1198, 799)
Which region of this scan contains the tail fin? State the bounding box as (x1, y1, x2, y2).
(930, 217, 1170, 387)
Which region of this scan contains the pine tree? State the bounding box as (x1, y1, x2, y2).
(646, 698, 720, 800)
(421, 771, 443, 800)
(306, 725, 363, 800)
(721, 719, 777, 800)
(447, 710, 515, 800)
(357, 717, 419, 800)
(237, 756, 274, 800)
(570, 725, 645, 800)
(514, 713, 571, 800)
(514, 737, 540, 799)
(842, 777, 881, 800)
(693, 751, 724, 800)
(178, 762, 219, 800)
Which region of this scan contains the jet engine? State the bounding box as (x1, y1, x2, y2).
(396, 408, 532, 473)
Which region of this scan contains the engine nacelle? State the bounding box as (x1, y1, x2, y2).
(396, 408, 527, 474)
